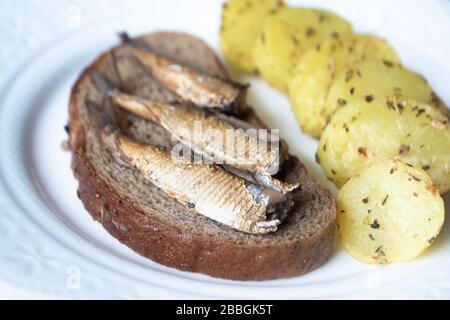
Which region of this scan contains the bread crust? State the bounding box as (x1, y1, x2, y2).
(69, 33, 336, 280)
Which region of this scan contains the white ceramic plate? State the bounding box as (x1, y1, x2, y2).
(1, 0, 450, 299)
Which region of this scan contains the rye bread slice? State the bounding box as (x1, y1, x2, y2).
(69, 32, 336, 280)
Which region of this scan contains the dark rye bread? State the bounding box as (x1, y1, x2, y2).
(69, 32, 336, 280)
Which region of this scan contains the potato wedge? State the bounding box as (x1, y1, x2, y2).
(288, 34, 400, 138)
(337, 159, 444, 264)
(253, 7, 352, 92)
(326, 59, 450, 119)
(317, 95, 450, 193)
(220, 0, 284, 73)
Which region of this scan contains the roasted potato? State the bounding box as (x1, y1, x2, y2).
(317, 95, 450, 193)
(326, 59, 450, 119)
(253, 7, 352, 92)
(337, 159, 444, 264)
(220, 0, 284, 73)
(288, 34, 400, 138)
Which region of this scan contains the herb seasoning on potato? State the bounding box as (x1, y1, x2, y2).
(288, 34, 399, 138)
(253, 6, 352, 92)
(318, 95, 450, 193)
(220, 0, 284, 73)
(326, 60, 450, 119)
(337, 159, 444, 264)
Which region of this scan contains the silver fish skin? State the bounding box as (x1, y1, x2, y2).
(120, 44, 248, 114)
(112, 92, 298, 193)
(112, 92, 294, 175)
(102, 132, 286, 234)
(223, 165, 298, 194)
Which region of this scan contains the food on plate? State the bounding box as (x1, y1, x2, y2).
(288, 34, 400, 137)
(317, 95, 450, 193)
(220, 0, 284, 73)
(326, 59, 450, 118)
(253, 6, 352, 92)
(111, 91, 298, 193)
(102, 132, 295, 233)
(69, 31, 337, 280)
(337, 159, 444, 264)
(118, 33, 248, 114)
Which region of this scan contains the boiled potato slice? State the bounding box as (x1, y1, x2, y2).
(338, 159, 444, 264)
(326, 60, 450, 118)
(317, 95, 450, 193)
(220, 0, 284, 73)
(288, 34, 399, 138)
(253, 7, 352, 92)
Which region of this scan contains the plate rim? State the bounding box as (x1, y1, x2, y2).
(1, 0, 450, 299)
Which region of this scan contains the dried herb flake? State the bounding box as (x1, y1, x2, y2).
(398, 145, 410, 155)
(306, 27, 316, 37)
(382, 194, 389, 206)
(371, 220, 380, 229)
(358, 147, 367, 157)
(365, 95, 374, 103)
(350, 87, 355, 95)
(338, 98, 347, 106)
(382, 60, 394, 68)
(315, 152, 320, 164)
(345, 70, 354, 82)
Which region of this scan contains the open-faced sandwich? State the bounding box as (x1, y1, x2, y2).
(68, 31, 336, 280)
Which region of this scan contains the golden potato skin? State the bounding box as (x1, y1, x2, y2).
(318, 95, 450, 193)
(338, 159, 444, 264)
(326, 60, 450, 119)
(253, 7, 352, 92)
(220, 0, 284, 73)
(288, 34, 399, 138)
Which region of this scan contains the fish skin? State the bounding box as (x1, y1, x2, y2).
(103, 132, 284, 234)
(223, 165, 298, 194)
(120, 44, 248, 114)
(112, 92, 275, 171)
(112, 92, 298, 193)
